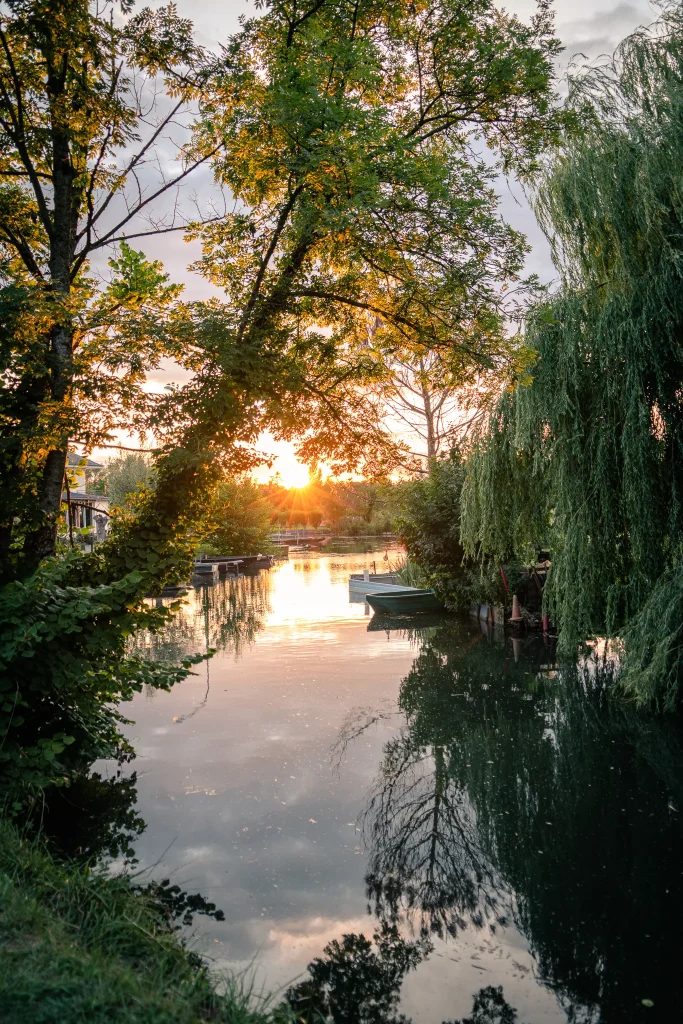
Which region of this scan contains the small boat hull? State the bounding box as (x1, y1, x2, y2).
(366, 611, 450, 632)
(349, 578, 402, 596)
(366, 589, 444, 614)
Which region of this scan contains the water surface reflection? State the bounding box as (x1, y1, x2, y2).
(95, 553, 683, 1023)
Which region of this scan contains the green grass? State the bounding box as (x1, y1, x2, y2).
(0, 822, 287, 1024)
(393, 556, 426, 589)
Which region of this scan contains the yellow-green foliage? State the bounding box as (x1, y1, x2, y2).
(201, 478, 275, 556)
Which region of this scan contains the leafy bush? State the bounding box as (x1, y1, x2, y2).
(396, 458, 529, 610)
(396, 457, 476, 609)
(0, 553, 204, 800)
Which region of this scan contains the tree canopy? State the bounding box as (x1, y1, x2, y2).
(0, 0, 568, 581)
(0, 0, 211, 568)
(186, 0, 566, 469)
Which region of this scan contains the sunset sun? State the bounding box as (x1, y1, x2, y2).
(278, 457, 310, 490)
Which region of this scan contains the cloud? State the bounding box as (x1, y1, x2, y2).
(557, 1, 656, 65)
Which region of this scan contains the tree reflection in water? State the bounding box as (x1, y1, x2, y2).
(360, 625, 520, 939)
(39, 754, 145, 863)
(362, 722, 502, 939)
(282, 922, 519, 1024)
(284, 923, 429, 1024)
(131, 573, 272, 667)
(354, 620, 683, 1023)
(35, 580, 683, 1022)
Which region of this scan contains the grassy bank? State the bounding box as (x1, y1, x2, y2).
(0, 822, 282, 1024)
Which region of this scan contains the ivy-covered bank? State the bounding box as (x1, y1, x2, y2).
(402, 5, 683, 709)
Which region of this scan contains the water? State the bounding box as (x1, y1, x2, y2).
(86, 551, 683, 1022)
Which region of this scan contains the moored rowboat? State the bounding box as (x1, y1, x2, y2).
(366, 588, 444, 614)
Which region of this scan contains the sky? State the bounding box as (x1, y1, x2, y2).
(93, 0, 660, 483)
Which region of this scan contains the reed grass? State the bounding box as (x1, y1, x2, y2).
(393, 556, 426, 589)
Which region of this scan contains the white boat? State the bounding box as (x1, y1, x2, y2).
(348, 571, 407, 598)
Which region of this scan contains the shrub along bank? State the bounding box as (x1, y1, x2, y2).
(0, 821, 281, 1024)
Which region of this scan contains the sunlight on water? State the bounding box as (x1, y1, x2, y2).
(264, 556, 371, 627)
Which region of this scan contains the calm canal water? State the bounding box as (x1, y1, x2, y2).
(96, 550, 683, 1022)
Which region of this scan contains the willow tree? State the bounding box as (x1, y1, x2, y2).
(461, 4, 683, 705)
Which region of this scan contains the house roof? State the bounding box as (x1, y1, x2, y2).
(65, 492, 109, 501)
(67, 453, 103, 469)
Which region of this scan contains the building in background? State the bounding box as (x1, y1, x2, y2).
(64, 454, 110, 531)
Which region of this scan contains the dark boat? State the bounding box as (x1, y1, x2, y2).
(366, 588, 444, 614)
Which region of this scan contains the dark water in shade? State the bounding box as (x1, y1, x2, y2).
(84, 551, 683, 1023)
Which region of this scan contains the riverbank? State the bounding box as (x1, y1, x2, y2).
(0, 821, 281, 1024)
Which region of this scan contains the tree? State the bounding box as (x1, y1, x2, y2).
(103, 453, 153, 508)
(0, 0, 215, 568)
(368, 325, 526, 472)
(179, 0, 567, 474)
(459, 5, 683, 704)
(201, 477, 275, 555)
(376, 350, 465, 467)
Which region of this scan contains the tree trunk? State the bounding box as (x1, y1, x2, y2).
(22, 117, 76, 564)
(0, 524, 13, 573)
(23, 446, 69, 563)
(423, 386, 437, 460)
